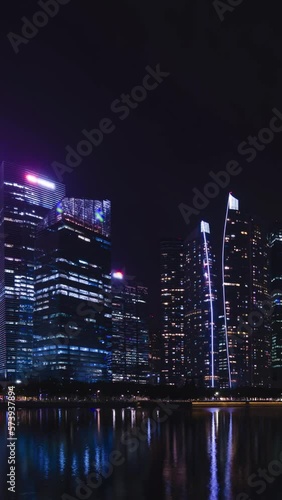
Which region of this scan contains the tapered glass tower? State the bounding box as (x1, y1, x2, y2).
(221, 193, 270, 388)
(185, 221, 218, 388)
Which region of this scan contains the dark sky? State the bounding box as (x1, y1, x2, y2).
(1, 0, 282, 316)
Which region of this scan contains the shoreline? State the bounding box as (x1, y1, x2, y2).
(1, 400, 282, 410)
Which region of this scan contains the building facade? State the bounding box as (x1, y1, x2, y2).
(0, 162, 65, 381)
(160, 239, 185, 385)
(220, 194, 270, 388)
(148, 316, 161, 385)
(269, 225, 282, 386)
(33, 198, 112, 383)
(111, 272, 149, 384)
(185, 221, 218, 388)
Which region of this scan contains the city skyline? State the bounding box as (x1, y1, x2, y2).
(2, 3, 282, 499)
(1, 161, 281, 388)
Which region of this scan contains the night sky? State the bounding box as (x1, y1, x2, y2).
(1, 0, 282, 317)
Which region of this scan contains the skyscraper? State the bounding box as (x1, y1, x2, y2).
(0, 162, 65, 381)
(185, 221, 218, 388)
(221, 193, 270, 388)
(111, 271, 149, 384)
(160, 238, 185, 385)
(249, 217, 271, 387)
(148, 315, 162, 385)
(33, 197, 112, 383)
(269, 225, 282, 386)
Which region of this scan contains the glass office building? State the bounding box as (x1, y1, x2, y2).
(220, 194, 270, 388)
(269, 225, 282, 386)
(185, 221, 218, 388)
(160, 239, 185, 385)
(111, 272, 149, 384)
(0, 161, 65, 381)
(33, 198, 112, 383)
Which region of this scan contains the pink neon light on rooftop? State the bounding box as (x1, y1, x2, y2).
(26, 174, 37, 184)
(26, 174, 55, 190)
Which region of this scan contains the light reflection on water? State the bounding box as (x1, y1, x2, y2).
(83, 446, 90, 476)
(224, 410, 233, 500)
(1, 407, 282, 499)
(113, 408, 116, 430)
(208, 409, 219, 500)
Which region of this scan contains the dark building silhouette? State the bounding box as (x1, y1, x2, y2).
(148, 314, 162, 385)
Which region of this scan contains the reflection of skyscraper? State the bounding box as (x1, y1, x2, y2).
(221, 193, 270, 388)
(34, 198, 112, 382)
(111, 272, 149, 384)
(0, 162, 65, 380)
(185, 221, 218, 388)
(269, 225, 282, 386)
(160, 239, 185, 385)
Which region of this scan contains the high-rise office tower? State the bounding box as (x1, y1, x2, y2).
(249, 217, 271, 387)
(221, 193, 270, 388)
(160, 238, 185, 385)
(33, 198, 112, 382)
(0, 162, 65, 381)
(148, 315, 162, 385)
(185, 221, 218, 388)
(269, 225, 282, 386)
(111, 271, 149, 384)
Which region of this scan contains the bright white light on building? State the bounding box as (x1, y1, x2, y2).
(26, 174, 55, 190)
(112, 271, 124, 280)
(201, 221, 210, 234)
(228, 193, 239, 211)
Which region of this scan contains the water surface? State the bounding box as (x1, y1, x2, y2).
(1, 406, 282, 500)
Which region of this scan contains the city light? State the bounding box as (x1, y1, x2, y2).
(112, 271, 124, 280)
(228, 193, 239, 211)
(56, 202, 63, 214)
(202, 226, 215, 389)
(201, 221, 210, 234)
(95, 209, 104, 222)
(26, 174, 55, 190)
